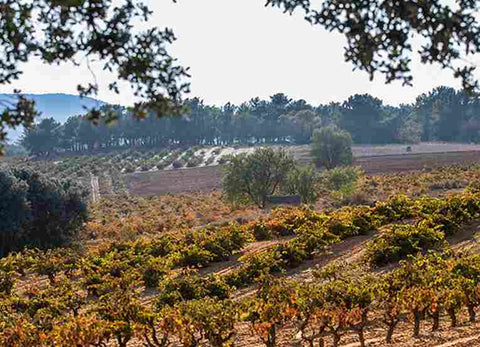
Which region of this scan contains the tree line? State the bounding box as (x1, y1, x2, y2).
(20, 86, 480, 155)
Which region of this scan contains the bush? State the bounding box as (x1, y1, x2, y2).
(281, 165, 319, 204)
(172, 160, 184, 169)
(186, 155, 203, 168)
(222, 147, 296, 208)
(156, 272, 230, 308)
(0, 170, 89, 256)
(250, 222, 274, 241)
(363, 224, 448, 267)
(321, 166, 362, 191)
(327, 206, 378, 238)
(225, 251, 282, 288)
(311, 126, 353, 169)
(373, 194, 414, 223)
(142, 257, 169, 288)
(177, 245, 214, 267)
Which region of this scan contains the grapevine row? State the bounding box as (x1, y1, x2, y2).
(2, 190, 480, 346)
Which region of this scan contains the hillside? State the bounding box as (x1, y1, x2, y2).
(4, 173, 480, 346)
(0, 93, 106, 142)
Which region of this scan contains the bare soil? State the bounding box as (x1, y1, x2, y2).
(126, 151, 480, 196)
(127, 165, 222, 196)
(355, 150, 480, 174)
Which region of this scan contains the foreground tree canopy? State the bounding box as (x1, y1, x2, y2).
(0, 169, 89, 256)
(0, 0, 190, 150)
(267, 0, 480, 91)
(1, 0, 479, 152)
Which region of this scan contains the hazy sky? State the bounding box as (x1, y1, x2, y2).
(0, 0, 476, 107)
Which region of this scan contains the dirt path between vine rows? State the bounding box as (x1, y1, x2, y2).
(90, 174, 100, 202)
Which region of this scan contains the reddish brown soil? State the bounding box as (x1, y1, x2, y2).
(127, 166, 223, 196)
(355, 150, 480, 174)
(126, 151, 480, 196)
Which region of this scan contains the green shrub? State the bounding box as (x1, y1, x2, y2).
(311, 126, 353, 169)
(186, 155, 203, 168)
(251, 222, 273, 241)
(142, 257, 169, 288)
(418, 193, 480, 235)
(0, 170, 89, 256)
(201, 224, 248, 261)
(373, 194, 415, 223)
(224, 251, 282, 288)
(0, 270, 15, 294)
(327, 206, 378, 238)
(178, 245, 214, 267)
(222, 147, 296, 208)
(275, 240, 308, 268)
(281, 165, 319, 204)
(172, 160, 184, 169)
(321, 166, 362, 191)
(156, 272, 230, 308)
(363, 224, 448, 267)
(143, 236, 175, 257)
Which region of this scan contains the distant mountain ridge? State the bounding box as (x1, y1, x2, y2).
(0, 93, 107, 143)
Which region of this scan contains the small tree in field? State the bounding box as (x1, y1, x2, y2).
(311, 126, 352, 169)
(222, 147, 295, 208)
(281, 165, 319, 204)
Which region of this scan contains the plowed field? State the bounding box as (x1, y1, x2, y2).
(127, 150, 480, 196)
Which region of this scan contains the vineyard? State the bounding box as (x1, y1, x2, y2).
(4, 0, 480, 345)
(3, 183, 480, 346)
(5, 148, 480, 346)
(78, 164, 480, 242)
(4, 144, 480, 199)
(0, 146, 252, 181)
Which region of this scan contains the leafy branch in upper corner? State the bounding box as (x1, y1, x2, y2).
(266, 0, 480, 94)
(0, 0, 190, 151)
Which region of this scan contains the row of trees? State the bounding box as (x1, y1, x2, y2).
(20, 87, 480, 155)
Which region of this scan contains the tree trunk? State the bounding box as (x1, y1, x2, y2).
(357, 328, 365, 347)
(352, 311, 367, 347)
(448, 308, 457, 328)
(413, 310, 421, 337)
(332, 333, 341, 347)
(468, 304, 476, 323)
(386, 322, 395, 343)
(432, 310, 440, 331)
(267, 324, 276, 347)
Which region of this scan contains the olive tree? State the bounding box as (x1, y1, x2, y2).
(311, 126, 353, 169)
(222, 147, 296, 208)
